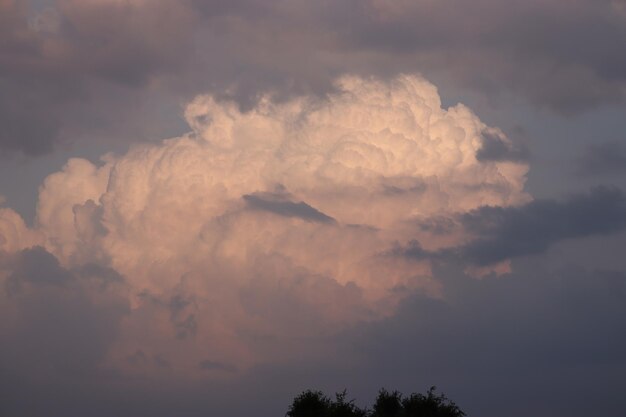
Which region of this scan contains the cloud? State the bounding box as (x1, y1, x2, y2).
(458, 186, 626, 265)
(243, 190, 335, 223)
(576, 140, 626, 176)
(0, 0, 194, 155)
(0, 246, 129, 381)
(3, 249, 625, 417)
(396, 186, 626, 268)
(349, 0, 626, 113)
(476, 131, 529, 163)
(0, 74, 529, 374)
(3, 0, 626, 155)
(5, 245, 72, 294)
(0, 206, 42, 253)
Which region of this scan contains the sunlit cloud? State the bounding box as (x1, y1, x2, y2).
(0, 74, 528, 374)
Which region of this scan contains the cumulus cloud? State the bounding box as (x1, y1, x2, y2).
(0, 74, 528, 375)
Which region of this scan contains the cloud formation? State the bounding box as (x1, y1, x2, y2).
(399, 187, 626, 268)
(0, 246, 129, 382)
(3, 0, 626, 155)
(0, 0, 194, 155)
(3, 2, 626, 416)
(576, 141, 626, 176)
(458, 186, 626, 265)
(0, 74, 528, 374)
(476, 131, 529, 163)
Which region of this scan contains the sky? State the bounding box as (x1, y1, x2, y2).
(1, 1, 626, 416)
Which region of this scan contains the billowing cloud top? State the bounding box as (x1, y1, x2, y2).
(0, 74, 528, 374)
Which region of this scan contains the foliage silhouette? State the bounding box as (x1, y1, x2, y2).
(287, 390, 367, 417)
(401, 387, 465, 417)
(330, 390, 368, 417)
(286, 390, 333, 417)
(371, 389, 403, 417)
(286, 387, 465, 417)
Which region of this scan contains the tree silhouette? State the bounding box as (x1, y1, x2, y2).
(371, 389, 403, 417)
(286, 387, 465, 417)
(286, 390, 332, 417)
(401, 387, 465, 417)
(330, 390, 368, 417)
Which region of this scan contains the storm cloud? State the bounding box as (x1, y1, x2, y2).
(458, 186, 626, 265)
(400, 187, 626, 267)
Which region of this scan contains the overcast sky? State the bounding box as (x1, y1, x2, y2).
(2, 1, 626, 416)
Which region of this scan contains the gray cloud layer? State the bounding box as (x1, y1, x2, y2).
(0, 246, 129, 393)
(459, 186, 626, 265)
(577, 141, 626, 176)
(2, 0, 626, 155)
(402, 187, 626, 266)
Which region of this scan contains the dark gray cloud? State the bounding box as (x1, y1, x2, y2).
(417, 216, 457, 236)
(243, 191, 335, 223)
(3, 246, 126, 293)
(476, 131, 530, 162)
(399, 187, 626, 266)
(0, 247, 129, 386)
(0, 0, 193, 155)
(341, 0, 626, 113)
(3, 0, 626, 155)
(458, 186, 626, 265)
(4, 246, 72, 294)
(576, 141, 626, 176)
(186, 0, 626, 114)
